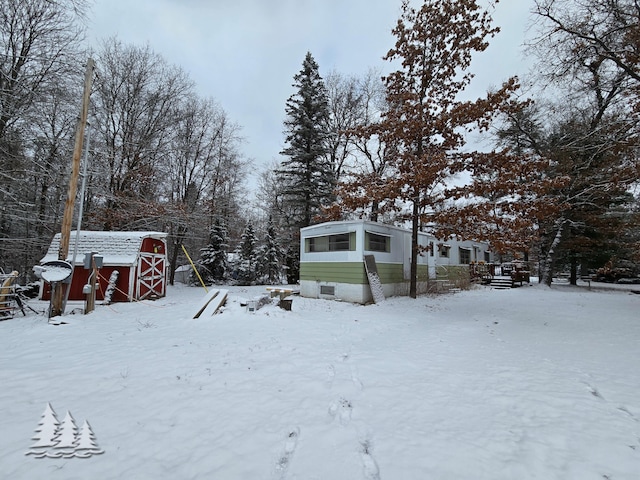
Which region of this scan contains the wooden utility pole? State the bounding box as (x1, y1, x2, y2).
(50, 58, 95, 318)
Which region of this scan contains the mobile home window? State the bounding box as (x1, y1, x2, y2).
(459, 248, 471, 264)
(439, 245, 450, 258)
(306, 233, 355, 252)
(365, 232, 390, 252)
(484, 251, 491, 263)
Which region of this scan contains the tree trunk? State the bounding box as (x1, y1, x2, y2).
(540, 217, 565, 286)
(168, 242, 178, 286)
(409, 195, 419, 299)
(37, 180, 49, 240)
(570, 254, 577, 286)
(168, 227, 187, 286)
(370, 200, 379, 222)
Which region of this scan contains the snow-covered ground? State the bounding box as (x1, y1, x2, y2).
(1, 282, 639, 479)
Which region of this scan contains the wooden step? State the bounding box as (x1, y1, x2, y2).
(490, 277, 513, 289)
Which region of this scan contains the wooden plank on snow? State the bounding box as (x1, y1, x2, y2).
(191, 289, 220, 318)
(200, 289, 228, 316)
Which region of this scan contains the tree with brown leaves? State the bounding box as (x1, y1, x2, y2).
(340, 0, 519, 298)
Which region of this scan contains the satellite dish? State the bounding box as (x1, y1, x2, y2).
(41, 260, 73, 283)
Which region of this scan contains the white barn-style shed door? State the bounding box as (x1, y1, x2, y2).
(137, 253, 166, 299)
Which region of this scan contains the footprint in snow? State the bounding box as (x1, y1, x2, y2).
(617, 405, 637, 421)
(328, 397, 353, 426)
(351, 366, 363, 391)
(361, 439, 381, 480)
(274, 427, 300, 477)
(584, 382, 605, 400)
(284, 428, 299, 454)
(325, 364, 335, 388)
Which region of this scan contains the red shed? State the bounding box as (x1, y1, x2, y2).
(40, 231, 168, 302)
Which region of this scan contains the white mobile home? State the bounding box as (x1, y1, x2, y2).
(299, 220, 492, 304)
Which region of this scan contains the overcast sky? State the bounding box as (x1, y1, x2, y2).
(86, 0, 536, 190)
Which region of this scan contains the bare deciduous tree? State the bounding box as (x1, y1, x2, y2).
(0, 0, 86, 274)
(0, 0, 87, 140)
(324, 70, 365, 181)
(90, 38, 194, 230)
(162, 95, 246, 283)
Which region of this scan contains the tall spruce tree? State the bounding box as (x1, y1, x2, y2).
(235, 222, 259, 285)
(278, 52, 334, 229)
(197, 219, 229, 284)
(258, 217, 283, 285)
(275, 52, 334, 282)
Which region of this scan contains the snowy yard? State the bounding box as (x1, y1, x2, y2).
(1, 283, 639, 479)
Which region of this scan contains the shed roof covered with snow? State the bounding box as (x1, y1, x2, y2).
(41, 231, 167, 266)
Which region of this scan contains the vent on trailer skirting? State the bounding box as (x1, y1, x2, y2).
(320, 285, 335, 295)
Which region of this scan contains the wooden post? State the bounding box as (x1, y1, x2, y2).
(86, 256, 97, 314)
(51, 58, 95, 318)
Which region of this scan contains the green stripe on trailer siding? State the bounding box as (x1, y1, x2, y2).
(376, 263, 404, 283)
(436, 265, 470, 281)
(416, 264, 430, 281)
(300, 262, 368, 284)
(375, 263, 430, 283)
(300, 262, 430, 285)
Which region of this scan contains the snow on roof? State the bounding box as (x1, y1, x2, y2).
(41, 231, 167, 266)
(301, 220, 432, 238)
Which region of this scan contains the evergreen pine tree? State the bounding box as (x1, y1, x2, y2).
(284, 243, 300, 285)
(279, 52, 334, 227)
(258, 218, 283, 284)
(235, 222, 259, 285)
(277, 52, 334, 282)
(196, 219, 229, 284)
